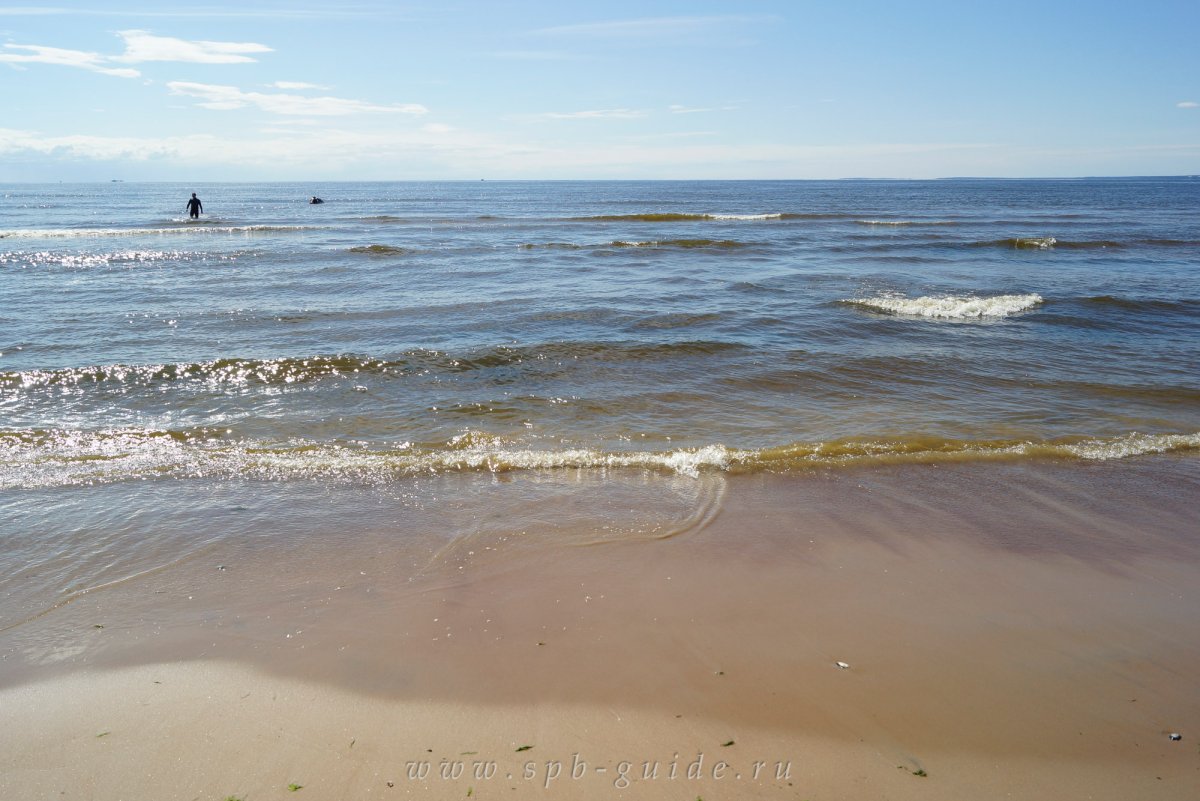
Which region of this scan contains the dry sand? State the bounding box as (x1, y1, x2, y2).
(2, 459, 1198, 799)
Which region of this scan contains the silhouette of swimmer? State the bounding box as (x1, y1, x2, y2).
(309, 196, 324, 204)
(185, 192, 203, 219)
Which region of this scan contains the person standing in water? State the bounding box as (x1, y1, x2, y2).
(186, 192, 203, 219)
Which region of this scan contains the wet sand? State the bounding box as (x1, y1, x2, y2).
(2, 458, 1199, 799)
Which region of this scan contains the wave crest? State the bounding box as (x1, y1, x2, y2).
(0, 225, 313, 239)
(844, 293, 1044, 319)
(347, 244, 411, 255)
(573, 213, 783, 222)
(1, 430, 1196, 489)
(1, 343, 746, 391)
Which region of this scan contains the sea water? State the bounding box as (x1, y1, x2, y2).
(1, 179, 1199, 660)
(2, 178, 1197, 486)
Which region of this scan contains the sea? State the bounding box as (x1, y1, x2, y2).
(3, 178, 1198, 482)
(1, 179, 1199, 660)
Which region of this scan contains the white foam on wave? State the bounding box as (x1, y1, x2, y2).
(4, 428, 1199, 489)
(0, 225, 313, 239)
(1064, 432, 1200, 461)
(847, 292, 1044, 319)
(708, 213, 782, 220)
(0, 428, 741, 488)
(0, 249, 198, 268)
(854, 219, 960, 227)
(1013, 237, 1057, 249)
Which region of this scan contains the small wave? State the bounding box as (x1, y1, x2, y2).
(972, 237, 1124, 250)
(610, 239, 747, 249)
(1, 343, 746, 391)
(519, 239, 747, 250)
(573, 212, 783, 222)
(983, 237, 1059, 249)
(1137, 238, 1200, 247)
(853, 219, 961, 227)
(347, 244, 411, 255)
(575, 213, 716, 222)
(0, 225, 313, 239)
(745, 432, 1200, 469)
(1051, 240, 1125, 249)
(844, 293, 1043, 319)
(631, 312, 723, 330)
(0, 355, 396, 390)
(1080, 295, 1200, 313)
(2, 429, 1196, 488)
(0, 249, 203, 268)
(970, 237, 1197, 250)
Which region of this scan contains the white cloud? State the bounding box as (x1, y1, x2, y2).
(112, 30, 272, 64)
(166, 81, 428, 116)
(6, 123, 1200, 180)
(270, 81, 327, 90)
(0, 126, 203, 160)
(0, 30, 272, 76)
(540, 108, 647, 119)
(0, 43, 140, 77)
(0, 125, 504, 173)
(1178, 101, 1198, 109)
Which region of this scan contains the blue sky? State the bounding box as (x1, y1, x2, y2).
(1, 0, 1197, 180)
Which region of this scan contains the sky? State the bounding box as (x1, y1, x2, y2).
(0, 0, 1197, 181)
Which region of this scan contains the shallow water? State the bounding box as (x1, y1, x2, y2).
(2, 179, 1198, 486)
(2, 179, 1199, 658)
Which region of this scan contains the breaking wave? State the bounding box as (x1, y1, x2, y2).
(519, 239, 748, 250)
(0, 344, 747, 391)
(854, 219, 961, 227)
(843, 293, 1044, 319)
(572, 212, 789, 222)
(347, 244, 412, 255)
(979, 237, 1059, 249)
(0, 225, 313, 239)
(971, 237, 1136, 250)
(2, 429, 1196, 489)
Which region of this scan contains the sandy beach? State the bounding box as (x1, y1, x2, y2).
(2, 458, 1198, 800)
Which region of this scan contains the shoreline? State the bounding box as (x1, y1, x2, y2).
(2, 459, 1199, 798)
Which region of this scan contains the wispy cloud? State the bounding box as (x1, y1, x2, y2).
(0, 5, 389, 18)
(8, 123, 1196, 180)
(0, 43, 139, 77)
(668, 103, 738, 114)
(540, 108, 647, 119)
(1178, 101, 1198, 109)
(0, 30, 273, 76)
(112, 30, 272, 64)
(166, 81, 428, 116)
(270, 81, 327, 91)
(0, 6, 67, 14)
(0, 125, 511, 175)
